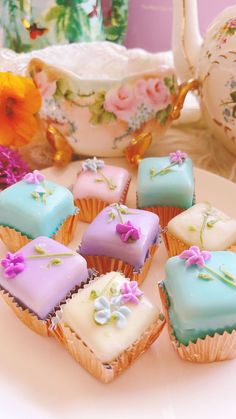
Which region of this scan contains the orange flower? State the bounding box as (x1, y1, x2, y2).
(0, 72, 41, 147)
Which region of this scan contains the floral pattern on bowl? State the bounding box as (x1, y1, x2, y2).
(31, 62, 177, 156)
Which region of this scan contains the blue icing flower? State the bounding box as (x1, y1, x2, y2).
(94, 295, 131, 328)
(82, 157, 105, 172)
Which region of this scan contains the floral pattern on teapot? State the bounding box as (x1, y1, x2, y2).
(221, 76, 236, 125)
(33, 69, 176, 150)
(214, 18, 236, 49)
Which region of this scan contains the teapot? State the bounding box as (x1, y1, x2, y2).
(173, 0, 236, 156)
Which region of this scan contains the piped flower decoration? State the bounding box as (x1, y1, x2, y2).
(169, 150, 188, 165)
(116, 221, 141, 243)
(82, 157, 105, 172)
(179, 246, 211, 268)
(150, 150, 188, 178)
(1, 252, 25, 279)
(24, 170, 45, 184)
(94, 295, 131, 329)
(120, 281, 143, 304)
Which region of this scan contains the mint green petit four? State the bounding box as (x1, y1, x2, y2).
(137, 152, 194, 208)
(164, 247, 236, 345)
(0, 170, 76, 239)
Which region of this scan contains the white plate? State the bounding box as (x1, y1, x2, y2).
(0, 159, 236, 419)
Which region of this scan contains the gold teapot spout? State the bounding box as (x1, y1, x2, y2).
(171, 78, 200, 120)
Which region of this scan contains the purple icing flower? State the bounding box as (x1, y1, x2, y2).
(116, 221, 141, 243)
(24, 170, 45, 184)
(179, 246, 211, 268)
(169, 150, 188, 165)
(0, 146, 29, 190)
(82, 157, 105, 172)
(120, 281, 143, 304)
(1, 252, 25, 279)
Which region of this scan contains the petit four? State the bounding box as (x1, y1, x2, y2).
(0, 236, 88, 335)
(73, 157, 131, 223)
(79, 203, 160, 283)
(166, 202, 236, 256)
(0, 170, 79, 252)
(137, 151, 195, 227)
(52, 271, 165, 382)
(159, 246, 236, 362)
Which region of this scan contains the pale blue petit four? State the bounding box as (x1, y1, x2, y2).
(163, 247, 236, 345)
(137, 151, 194, 209)
(0, 170, 76, 239)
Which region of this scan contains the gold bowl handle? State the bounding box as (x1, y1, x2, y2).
(125, 79, 200, 165)
(171, 79, 200, 120)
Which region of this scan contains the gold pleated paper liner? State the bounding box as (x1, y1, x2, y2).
(158, 282, 236, 363)
(0, 288, 51, 336)
(142, 206, 184, 230)
(0, 276, 92, 337)
(0, 210, 80, 253)
(51, 276, 166, 383)
(163, 231, 189, 257)
(74, 177, 131, 224)
(83, 243, 157, 285)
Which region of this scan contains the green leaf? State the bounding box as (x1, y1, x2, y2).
(31, 192, 39, 200)
(34, 245, 46, 255)
(51, 258, 62, 266)
(156, 104, 172, 125)
(188, 225, 197, 232)
(94, 178, 104, 183)
(230, 91, 236, 102)
(45, 5, 65, 22)
(198, 273, 213, 280)
(164, 76, 176, 94)
(90, 290, 98, 300)
(100, 110, 116, 124)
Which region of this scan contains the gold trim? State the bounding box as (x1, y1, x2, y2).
(171, 79, 200, 120)
(181, 0, 195, 77)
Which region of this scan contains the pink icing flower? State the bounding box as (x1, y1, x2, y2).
(116, 221, 141, 243)
(120, 281, 143, 304)
(24, 170, 45, 184)
(169, 150, 188, 165)
(34, 71, 57, 99)
(179, 246, 211, 268)
(1, 252, 25, 278)
(104, 85, 138, 121)
(135, 78, 171, 109)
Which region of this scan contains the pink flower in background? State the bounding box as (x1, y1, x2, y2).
(169, 150, 188, 165)
(24, 170, 45, 184)
(179, 246, 211, 268)
(116, 221, 141, 242)
(104, 85, 138, 121)
(135, 78, 171, 109)
(1, 252, 25, 278)
(34, 71, 57, 99)
(120, 281, 143, 304)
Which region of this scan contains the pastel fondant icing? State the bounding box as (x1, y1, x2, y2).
(137, 152, 194, 208)
(0, 170, 76, 238)
(167, 202, 236, 250)
(0, 237, 88, 319)
(61, 272, 159, 363)
(164, 247, 236, 345)
(73, 158, 130, 203)
(80, 204, 159, 270)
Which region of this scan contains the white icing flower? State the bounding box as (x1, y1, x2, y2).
(82, 157, 105, 172)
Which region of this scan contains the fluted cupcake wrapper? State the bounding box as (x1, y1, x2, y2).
(82, 243, 158, 285)
(158, 281, 236, 363)
(51, 275, 166, 383)
(0, 209, 80, 253)
(0, 272, 94, 337)
(74, 176, 131, 224)
(141, 206, 184, 230)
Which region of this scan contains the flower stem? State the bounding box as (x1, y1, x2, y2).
(97, 170, 116, 190)
(204, 265, 236, 288)
(27, 252, 75, 260)
(150, 161, 177, 178)
(115, 206, 124, 224)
